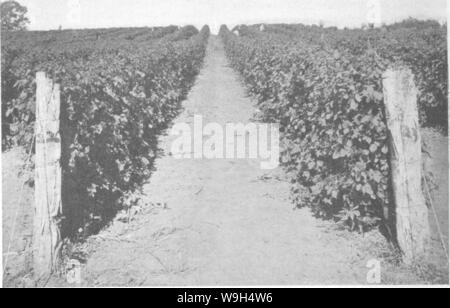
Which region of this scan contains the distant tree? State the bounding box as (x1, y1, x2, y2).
(1, 0, 30, 31)
(387, 17, 441, 30)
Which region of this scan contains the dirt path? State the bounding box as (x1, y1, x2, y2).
(79, 36, 424, 286)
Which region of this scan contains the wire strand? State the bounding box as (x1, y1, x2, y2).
(424, 175, 449, 261)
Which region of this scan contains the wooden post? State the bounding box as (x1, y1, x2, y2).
(33, 72, 62, 280)
(383, 68, 430, 264)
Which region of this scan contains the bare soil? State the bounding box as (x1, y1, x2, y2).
(2, 148, 34, 287)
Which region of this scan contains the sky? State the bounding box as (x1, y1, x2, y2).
(16, 0, 448, 33)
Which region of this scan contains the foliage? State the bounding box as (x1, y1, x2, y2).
(220, 21, 446, 232)
(1, 0, 29, 31)
(1, 25, 210, 238)
(243, 22, 448, 130)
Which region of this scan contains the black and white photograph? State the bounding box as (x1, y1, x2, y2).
(0, 0, 449, 289)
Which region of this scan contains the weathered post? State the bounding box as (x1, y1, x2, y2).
(33, 72, 62, 279)
(383, 68, 430, 265)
